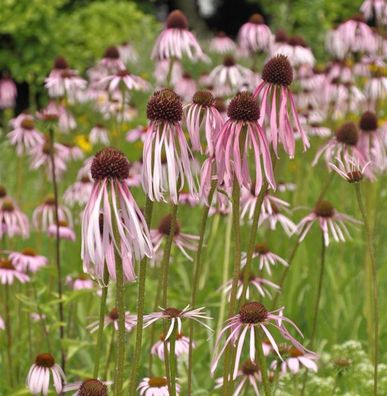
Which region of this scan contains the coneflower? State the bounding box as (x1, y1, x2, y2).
(238, 14, 273, 54)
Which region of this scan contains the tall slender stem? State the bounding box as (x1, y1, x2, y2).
(169, 329, 177, 396)
(166, 58, 175, 88)
(48, 126, 65, 370)
(187, 181, 216, 395)
(4, 283, 13, 386)
(93, 265, 109, 378)
(255, 328, 270, 396)
(222, 177, 241, 395)
(104, 328, 115, 380)
(129, 197, 154, 395)
(355, 184, 379, 396)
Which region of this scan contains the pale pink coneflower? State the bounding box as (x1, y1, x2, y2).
(296, 200, 361, 246)
(9, 248, 48, 273)
(138, 377, 180, 395)
(125, 161, 142, 188)
(0, 199, 29, 238)
(64, 175, 93, 207)
(0, 258, 30, 284)
(274, 35, 315, 67)
(31, 313, 46, 322)
(26, 353, 65, 396)
(142, 89, 197, 203)
(258, 202, 296, 236)
(66, 274, 94, 291)
(238, 14, 273, 54)
(277, 180, 296, 193)
(364, 73, 387, 104)
(184, 90, 223, 155)
(63, 378, 110, 395)
(254, 55, 309, 158)
(126, 125, 148, 143)
(211, 302, 313, 379)
(99, 91, 138, 122)
(329, 156, 371, 183)
(358, 111, 386, 173)
(41, 101, 77, 133)
(7, 115, 44, 156)
(48, 221, 76, 241)
(215, 360, 262, 396)
(335, 14, 378, 55)
(313, 122, 368, 170)
(242, 243, 288, 276)
(151, 332, 193, 360)
(151, 9, 204, 61)
(221, 270, 280, 300)
(0, 316, 4, 330)
(0, 75, 17, 109)
(144, 306, 212, 340)
(151, 214, 199, 261)
(325, 29, 350, 60)
(154, 59, 183, 86)
(98, 68, 150, 93)
(215, 91, 275, 196)
(361, 0, 387, 25)
(326, 60, 353, 83)
(99, 46, 125, 72)
(61, 143, 84, 162)
(178, 189, 200, 206)
(118, 41, 138, 63)
(209, 32, 236, 54)
(270, 345, 318, 374)
(90, 124, 110, 145)
(209, 56, 252, 97)
(174, 72, 197, 102)
(82, 147, 153, 284)
(87, 307, 137, 333)
(32, 195, 72, 231)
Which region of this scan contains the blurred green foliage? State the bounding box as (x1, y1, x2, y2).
(0, 0, 158, 83)
(252, 0, 363, 60)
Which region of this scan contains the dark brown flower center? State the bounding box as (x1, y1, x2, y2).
(288, 35, 307, 47)
(147, 89, 183, 123)
(21, 118, 35, 130)
(227, 91, 260, 122)
(53, 56, 69, 70)
(334, 357, 351, 368)
(223, 56, 235, 67)
(44, 195, 56, 206)
(216, 31, 227, 38)
(0, 186, 6, 198)
(214, 97, 226, 113)
(241, 360, 259, 375)
(166, 10, 188, 30)
(347, 171, 363, 183)
(158, 214, 181, 236)
(60, 69, 76, 79)
(255, 243, 270, 255)
(239, 302, 268, 324)
(148, 377, 168, 388)
(239, 269, 255, 282)
(22, 248, 37, 257)
(335, 122, 359, 146)
(0, 259, 15, 270)
(314, 200, 334, 218)
(81, 176, 92, 183)
(275, 29, 288, 43)
(249, 13, 264, 25)
(42, 142, 53, 155)
(57, 220, 68, 227)
(2, 199, 14, 212)
(359, 111, 378, 132)
(116, 69, 130, 78)
(78, 379, 108, 396)
(262, 55, 293, 86)
(109, 308, 119, 321)
(35, 353, 55, 368)
(163, 307, 182, 318)
(91, 147, 130, 180)
(193, 90, 214, 107)
(104, 46, 120, 59)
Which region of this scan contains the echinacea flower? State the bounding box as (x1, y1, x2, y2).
(174, 72, 197, 102)
(118, 41, 138, 64)
(215, 360, 262, 396)
(0, 258, 30, 284)
(144, 305, 212, 340)
(99, 46, 125, 72)
(329, 156, 371, 183)
(87, 307, 137, 333)
(243, 243, 288, 276)
(90, 124, 110, 145)
(274, 35, 315, 68)
(184, 90, 223, 155)
(82, 147, 153, 284)
(211, 302, 313, 379)
(9, 248, 48, 273)
(66, 275, 94, 290)
(63, 378, 110, 395)
(48, 221, 76, 241)
(151, 214, 199, 261)
(296, 200, 361, 246)
(209, 32, 236, 54)
(254, 55, 309, 157)
(151, 332, 193, 360)
(33, 195, 72, 231)
(0, 199, 29, 238)
(138, 376, 180, 395)
(238, 14, 273, 54)
(142, 89, 197, 203)
(258, 201, 296, 236)
(361, 0, 387, 24)
(215, 91, 275, 196)
(151, 10, 204, 61)
(26, 353, 65, 396)
(126, 125, 148, 143)
(209, 56, 252, 96)
(154, 59, 183, 86)
(270, 344, 318, 374)
(98, 68, 149, 93)
(0, 74, 17, 109)
(64, 175, 94, 207)
(7, 114, 44, 156)
(0, 185, 10, 207)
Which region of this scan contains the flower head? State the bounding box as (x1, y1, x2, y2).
(238, 14, 273, 54)
(9, 248, 48, 273)
(0, 258, 30, 284)
(0, 199, 29, 238)
(138, 376, 180, 395)
(63, 378, 109, 395)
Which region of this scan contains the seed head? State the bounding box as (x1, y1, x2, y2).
(148, 377, 168, 388)
(103, 46, 120, 59)
(78, 379, 108, 396)
(0, 259, 15, 270)
(359, 111, 378, 132)
(147, 89, 183, 123)
(166, 10, 188, 30)
(193, 90, 214, 107)
(249, 13, 264, 25)
(22, 248, 37, 257)
(158, 214, 181, 236)
(108, 308, 119, 321)
(223, 55, 235, 67)
(227, 92, 260, 122)
(2, 199, 14, 212)
(335, 122, 359, 146)
(239, 302, 268, 324)
(0, 186, 7, 198)
(53, 56, 69, 70)
(275, 29, 288, 43)
(314, 200, 334, 218)
(35, 353, 55, 368)
(91, 147, 130, 180)
(255, 243, 270, 255)
(262, 55, 293, 86)
(241, 360, 259, 375)
(21, 118, 35, 130)
(163, 307, 182, 318)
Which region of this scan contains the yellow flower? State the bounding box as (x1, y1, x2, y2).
(74, 135, 92, 153)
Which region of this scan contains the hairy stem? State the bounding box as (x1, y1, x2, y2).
(256, 328, 270, 396)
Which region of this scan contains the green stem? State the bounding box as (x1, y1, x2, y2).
(317, 172, 335, 202)
(169, 330, 177, 396)
(129, 198, 154, 395)
(222, 177, 241, 396)
(4, 284, 13, 386)
(187, 181, 216, 395)
(256, 328, 270, 396)
(104, 328, 115, 380)
(93, 266, 109, 378)
(355, 184, 379, 396)
(166, 58, 175, 88)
